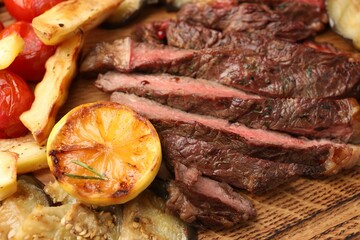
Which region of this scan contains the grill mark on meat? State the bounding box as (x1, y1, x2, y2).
(110, 92, 360, 175)
(166, 163, 256, 229)
(96, 72, 360, 143)
(81, 37, 360, 99)
(177, 1, 327, 42)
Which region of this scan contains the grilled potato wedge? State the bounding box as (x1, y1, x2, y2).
(0, 134, 47, 174)
(0, 33, 24, 70)
(20, 33, 84, 145)
(327, 0, 360, 49)
(165, 0, 218, 11)
(32, 0, 123, 45)
(104, 0, 145, 27)
(0, 152, 17, 201)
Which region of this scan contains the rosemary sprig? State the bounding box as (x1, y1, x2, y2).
(64, 173, 106, 180)
(64, 160, 107, 180)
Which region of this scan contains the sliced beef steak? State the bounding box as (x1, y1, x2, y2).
(135, 20, 339, 55)
(110, 92, 360, 175)
(166, 163, 256, 229)
(81, 37, 360, 99)
(161, 133, 323, 193)
(177, 1, 327, 42)
(96, 72, 360, 143)
(236, 0, 325, 9)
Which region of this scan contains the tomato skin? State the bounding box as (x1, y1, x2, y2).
(0, 21, 57, 82)
(0, 70, 34, 138)
(4, 0, 64, 22)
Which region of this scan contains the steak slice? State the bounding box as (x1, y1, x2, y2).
(237, 0, 325, 9)
(81, 37, 360, 99)
(110, 92, 360, 175)
(166, 162, 256, 229)
(135, 20, 339, 54)
(96, 72, 360, 143)
(161, 133, 323, 193)
(177, 1, 327, 42)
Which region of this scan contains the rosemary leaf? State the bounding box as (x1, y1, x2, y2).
(71, 160, 107, 180)
(64, 173, 106, 180)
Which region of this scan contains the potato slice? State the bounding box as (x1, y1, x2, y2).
(0, 33, 24, 70)
(0, 134, 47, 174)
(20, 33, 84, 145)
(32, 0, 123, 45)
(104, 0, 145, 26)
(0, 151, 17, 201)
(327, 0, 360, 49)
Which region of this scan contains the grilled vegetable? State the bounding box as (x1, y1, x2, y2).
(104, 0, 145, 27)
(0, 33, 24, 70)
(0, 134, 47, 174)
(14, 204, 73, 240)
(0, 21, 57, 82)
(0, 176, 50, 239)
(61, 203, 121, 239)
(44, 181, 76, 205)
(20, 33, 84, 145)
(0, 70, 33, 139)
(0, 151, 17, 201)
(165, 0, 218, 11)
(326, 0, 360, 49)
(120, 190, 197, 240)
(32, 0, 123, 45)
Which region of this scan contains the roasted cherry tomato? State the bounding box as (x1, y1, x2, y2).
(0, 70, 34, 138)
(0, 21, 57, 82)
(0, 22, 4, 31)
(4, 0, 64, 22)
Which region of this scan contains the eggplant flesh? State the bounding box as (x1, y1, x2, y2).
(120, 190, 197, 240)
(0, 176, 196, 239)
(0, 176, 50, 239)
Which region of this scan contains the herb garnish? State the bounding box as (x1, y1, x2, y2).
(64, 160, 107, 180)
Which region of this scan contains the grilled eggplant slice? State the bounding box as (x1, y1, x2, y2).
(119, 190, 197, 240)
(0, 176, 50, 239)
(14, 204, 73, 240)
(327, 0, 360, 49)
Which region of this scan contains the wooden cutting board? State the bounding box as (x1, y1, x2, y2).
(1, 5, 360, 240)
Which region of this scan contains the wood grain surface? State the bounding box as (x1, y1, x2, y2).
(1, 5, 360, 240)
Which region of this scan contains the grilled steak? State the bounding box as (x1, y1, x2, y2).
(237, 0, 325, 9)
(134, 20, 339, 54)
(110, 92, 360, 175)
(96, 72, 360, 143)
(161, 133, 324, 193)
(166, 162, 256, 229)
(177, 1, 327, 42)
(81, 37, 360, 99)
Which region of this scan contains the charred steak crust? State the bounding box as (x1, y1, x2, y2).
(96, 72, 360, 143)
(81, 37, 360, 99)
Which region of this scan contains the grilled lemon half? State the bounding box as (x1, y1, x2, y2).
(47, 102, 161, 206)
